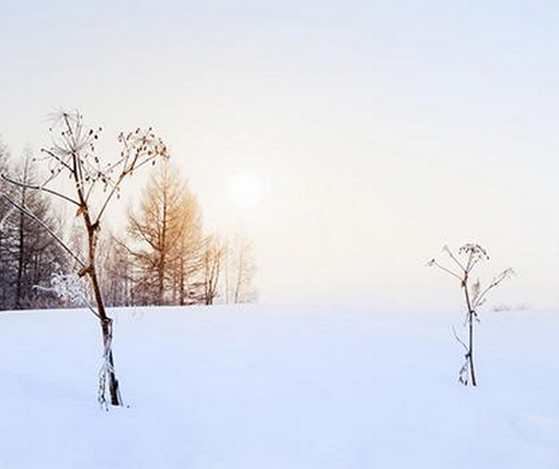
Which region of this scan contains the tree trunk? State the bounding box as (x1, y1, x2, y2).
(179, 256, 186, 306)
(15, 162, 28, 309)
(15, 206, 25, 309)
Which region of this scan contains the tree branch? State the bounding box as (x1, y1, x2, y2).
(443, 245, 467, 273)
(427, 259, 463, 282)
(1, 173, 81, 207)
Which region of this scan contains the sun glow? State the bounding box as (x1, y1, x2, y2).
(228, 171, 264, 210)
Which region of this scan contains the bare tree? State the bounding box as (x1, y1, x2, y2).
(428, 244, 513, 386)
(203, 235, 224, 305)
(124, 161, 203, 306)
(0, 194, 16, 305)
(229, 231, 257, 304)
(173, 190, 204, 306)
(10, 149, 67, 309)
(0, 145, 66, 310)
(98, 231, 134, 307)
(1, 110, 168, 407)
(0, 138, 15, 308)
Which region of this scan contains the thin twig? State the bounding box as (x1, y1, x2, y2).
(429, 259, 463, 281)
(444, 245, 467, 273)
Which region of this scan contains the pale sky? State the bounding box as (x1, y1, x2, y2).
(1, 0, 559, 309)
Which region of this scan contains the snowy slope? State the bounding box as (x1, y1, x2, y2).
(0, 305, 558, 468)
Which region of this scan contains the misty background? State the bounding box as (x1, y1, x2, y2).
(1, 0, 558, 309)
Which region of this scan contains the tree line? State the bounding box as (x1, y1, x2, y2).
(0, 136, 256, 312)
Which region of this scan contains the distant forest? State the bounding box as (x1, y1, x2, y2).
(0, 135, 256, 311)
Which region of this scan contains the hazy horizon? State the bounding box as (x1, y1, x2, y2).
(2, 1, 559, 310)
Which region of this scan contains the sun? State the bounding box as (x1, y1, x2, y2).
(228, 171, 264, 209)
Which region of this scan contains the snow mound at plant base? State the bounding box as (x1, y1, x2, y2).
(0, 305, 558, 468)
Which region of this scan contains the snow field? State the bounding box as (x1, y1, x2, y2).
(0, 305, 558, 468)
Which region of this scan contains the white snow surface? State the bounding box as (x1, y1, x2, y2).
(0, 305, 558, 468)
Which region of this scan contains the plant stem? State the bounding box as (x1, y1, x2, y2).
(463, 279, 477, 386)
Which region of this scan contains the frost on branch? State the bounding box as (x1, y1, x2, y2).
(37, 273, 91, 308)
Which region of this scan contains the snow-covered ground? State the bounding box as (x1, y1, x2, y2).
(0, 305, 558, 468)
